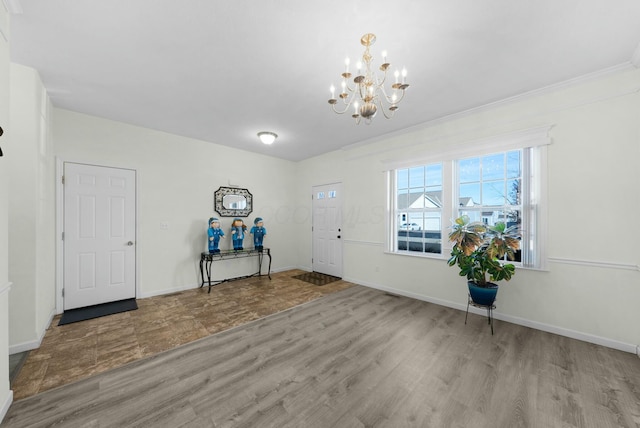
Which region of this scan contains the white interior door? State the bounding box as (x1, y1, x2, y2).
(312, 183, 343, 277)
(63, 163, 136, 310)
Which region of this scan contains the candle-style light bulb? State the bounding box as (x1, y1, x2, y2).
(354, 102, 359, 114)
(382, 50, 387, 62)
(345, 57, 350, 72)
(394, 69, 400, 83)
(330, 85, 335, 99)
(356, 61, 362, 74)
(402, 67, 407, 83)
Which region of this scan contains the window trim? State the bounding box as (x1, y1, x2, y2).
(381, 124, 553, 171)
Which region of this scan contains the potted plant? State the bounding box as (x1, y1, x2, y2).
(447, 215, 520, 306)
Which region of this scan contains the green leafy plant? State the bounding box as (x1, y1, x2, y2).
(447, 215, 520, 286)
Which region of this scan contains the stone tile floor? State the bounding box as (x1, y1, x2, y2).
(10, 269, 353, 400)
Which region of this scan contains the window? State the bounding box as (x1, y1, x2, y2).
(386, 125, 550, 269)
(395, 164, 443, 254)
(456, 151, 523, 263)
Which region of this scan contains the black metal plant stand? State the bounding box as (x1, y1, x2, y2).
(465, 294, 496, 335)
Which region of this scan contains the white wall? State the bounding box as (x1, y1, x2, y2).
(0, 1, 13, 420)
(53, 109, 298, 298)
(7, 64, 56, 353)
(296, 67, 640, 352)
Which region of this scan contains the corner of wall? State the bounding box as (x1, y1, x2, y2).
(0, 389, 13, 425)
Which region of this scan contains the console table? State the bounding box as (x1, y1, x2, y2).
(199, 248, 271, 293)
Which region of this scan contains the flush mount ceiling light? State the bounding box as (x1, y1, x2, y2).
(257, 131, 278, 145)
(328, 33, 410, 125)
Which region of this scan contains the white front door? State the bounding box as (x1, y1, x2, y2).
(63, 163, 136, 310)
(312, 183, 343, 277)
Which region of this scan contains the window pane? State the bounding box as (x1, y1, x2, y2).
(459, 209, 522, 262)
(394, 162, 442, 255)
(459, 158, 480, 183)
(426, 164, 442, 186)
(482, 153, 505, 181)
(409, 166, 425, 188)
(507, 151, 521, 179)
(425, 189, 442, 208)
(397, 169, 409, 189)
(459, 183, 480, 206)
(482, 180, 505, 206)
(409, 188, 424, 208)
(424, 215, 441, 253)
(397, 190, 409, 210)
(507, 178, 520, 205)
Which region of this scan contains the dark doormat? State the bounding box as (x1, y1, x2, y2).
(58, 298, 138, 326)
(292, 272, 341, 286)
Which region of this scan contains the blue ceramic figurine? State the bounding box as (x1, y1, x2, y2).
(230, 218, 247, 251)
(250, 217, 267, 251)
(207, 217, 225, 254)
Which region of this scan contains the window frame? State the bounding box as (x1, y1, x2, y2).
(384, 125, 551, 270)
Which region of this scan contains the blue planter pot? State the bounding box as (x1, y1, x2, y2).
(468, 281, 498, 306)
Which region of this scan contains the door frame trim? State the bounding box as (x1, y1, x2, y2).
(55, 158, 139, 314)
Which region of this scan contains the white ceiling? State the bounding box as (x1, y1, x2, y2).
(8, 1, 640, 161)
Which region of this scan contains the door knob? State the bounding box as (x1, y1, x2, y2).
(127, 241, 134, 246)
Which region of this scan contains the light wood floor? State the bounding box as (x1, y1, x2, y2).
(10, 269, 353, 400)
(3, 279, 640, 427)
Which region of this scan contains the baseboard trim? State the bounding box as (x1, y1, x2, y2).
(138, 283, 200, 299)
(345, 276, 639, 355)
(9, 338, 41, 355)
(9, 306, 56, 355)
(0, 390, 13, 424)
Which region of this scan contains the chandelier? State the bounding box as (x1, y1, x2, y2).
(328, 33, 409, 125)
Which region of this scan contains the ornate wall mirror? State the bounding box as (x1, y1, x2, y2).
(214, 186, 253, 217)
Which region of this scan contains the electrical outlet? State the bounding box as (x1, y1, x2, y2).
(160, 222, 169, 230)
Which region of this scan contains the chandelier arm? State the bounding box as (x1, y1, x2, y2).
(377, 98, 396, 120)
(340, 94, 353, 106)
(393, 89, 407, 104)
(344, 81, 357, 93)
(331, 100, 354, 115)
(378, 85, 395, 104)
(375, 70, 388, 88)
(379, 85, 407, 105)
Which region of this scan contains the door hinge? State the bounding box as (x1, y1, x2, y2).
(62, 175, 65, 184)
(62, 288, 65, 297)
(62, 232, 64, 240)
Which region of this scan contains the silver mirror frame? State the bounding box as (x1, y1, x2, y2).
(214, 186, 253, 217)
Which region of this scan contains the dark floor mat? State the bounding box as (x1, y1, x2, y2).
(58, 298, 138, 326)
(292, 272, 341, 286)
